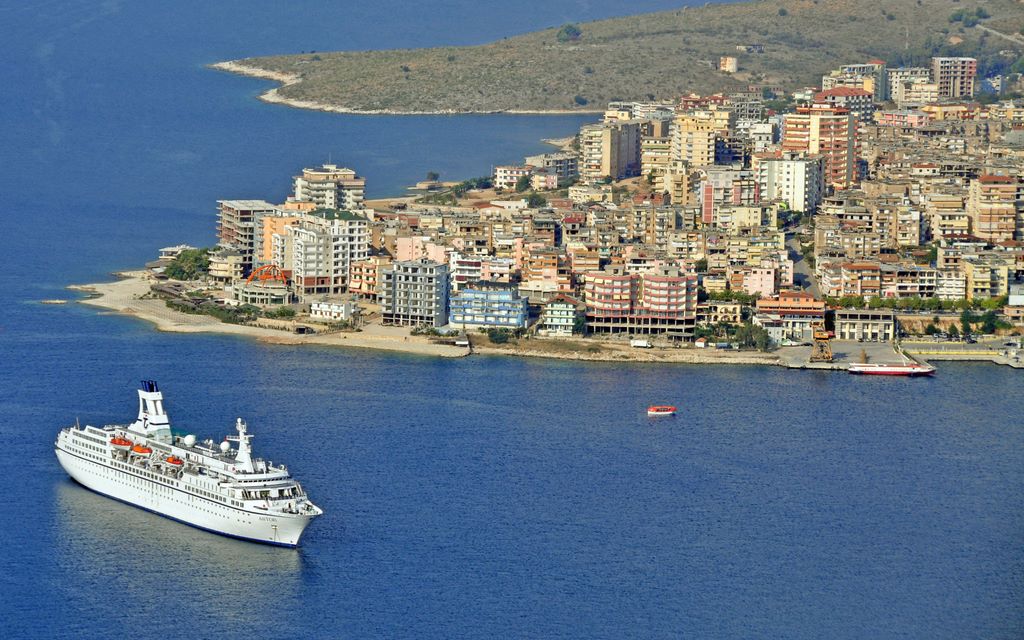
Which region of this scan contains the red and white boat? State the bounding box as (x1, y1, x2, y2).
(647, 405, 677, 417)
(848, 362, 935, 377)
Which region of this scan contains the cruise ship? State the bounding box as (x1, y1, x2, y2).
(55, 381, 322, 547)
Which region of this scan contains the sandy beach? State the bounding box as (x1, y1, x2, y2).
(69, 272, 787, 366)
(71, 272, 470, 358)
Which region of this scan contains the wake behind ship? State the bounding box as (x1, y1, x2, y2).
(55, 381, 322, 547)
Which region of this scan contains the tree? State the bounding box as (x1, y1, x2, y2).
(694, 258, 708, 273)
(426, 171, 440, 181)
(925, 323, 938, 335)
(556, 24, 582, 43)
(949, 324, 960, 339)
(777, 8, 788, 16)
(573, 95, 589, 106)
(526, 193, 547, 208)
(960, 309, 974, 336)
(164, 248, 210, 280)
(515, 174, 531, 192)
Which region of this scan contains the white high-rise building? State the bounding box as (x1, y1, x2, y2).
(293, 164, 366, 210)
(753, 152, 825, 214)
(380, 259, 450, 327)
(283, 209, 370, 300)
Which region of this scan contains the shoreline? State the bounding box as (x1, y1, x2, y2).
(67, 272, 785, 366)
(209, 61, 605, 116)
(70, 272, 470, 359)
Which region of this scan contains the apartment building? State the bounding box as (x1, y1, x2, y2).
(286, 209, 370, 300)
(579, 120, 642, 182)
(293, 164, 366, 210)
(782, 106, 857, 189)
(670, 112, 718, 169)
(380, 259, 450, 327)
(448, 281, 529, 329)
(753, 151, 825, 213)
(217, 199, 279, 276)
(967, 175, 1022, 243)
(524, 152, 579, 185)
(584, 266, 698, 335)
(931, 57, 977, 98)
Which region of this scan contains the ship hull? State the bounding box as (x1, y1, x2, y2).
(848, 365, 935, 377)
(55, 447, 314, 547)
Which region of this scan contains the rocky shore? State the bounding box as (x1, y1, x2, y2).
(209, 61, 604, 116)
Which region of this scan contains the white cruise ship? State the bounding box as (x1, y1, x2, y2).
(55, 381, 322, 547)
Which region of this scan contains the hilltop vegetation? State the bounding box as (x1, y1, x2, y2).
(220, 0, 1023, 113)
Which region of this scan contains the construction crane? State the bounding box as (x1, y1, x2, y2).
(809, 322, 833, 363)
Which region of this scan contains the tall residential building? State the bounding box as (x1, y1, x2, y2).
(285, 209, 370, 300)
(578, 120, 642, 183)
(967, 175, 1023, 242)
(380, 259, 450, 327)
(781, 106, 857, 189)
(753, 152, 825, 214)
(931, 57, 977, 98)
(293, 164, 366, 210)
(216, 199, 279, 276)
(670, 113, 717, 169)
(584, 266, 698, 335)
(813, 87, 874, 124)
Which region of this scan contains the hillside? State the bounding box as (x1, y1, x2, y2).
(214, 0, 1024, 114)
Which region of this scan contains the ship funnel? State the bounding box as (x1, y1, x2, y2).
(131, 379, 172, 443)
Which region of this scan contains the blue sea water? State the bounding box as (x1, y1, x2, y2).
(1, 1, 1023, 638)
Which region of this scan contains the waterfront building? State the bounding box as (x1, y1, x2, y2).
(380, 259, 450, 327)
(208, 249, 246, 285)
(753, 151, 825, 214)
(835, 309, 896, 342)
(348, 255, 391, 300)
(931, 57, 977, 98)
(583, 266, 698, 336)
(753, 291, 825, 341)
(781, 106, 857, 189)
(293, 164, 366, 211)
(537, 294, 585, 337)
(310, 299, 359, 322)
(217, 199, 279, 276)
(286, 209, 370, 300)
(448, 281, 528, 330)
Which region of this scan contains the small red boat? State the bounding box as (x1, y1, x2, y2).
(647, 405, 677, 417)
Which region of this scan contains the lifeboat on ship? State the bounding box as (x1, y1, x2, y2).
(647, 405, 677, 417)
(110, 436, 133, 451)
(165, 456, 184, 466)
(131, 444, 153, 455)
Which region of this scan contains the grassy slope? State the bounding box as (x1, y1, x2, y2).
(226, 0, 1022, 113)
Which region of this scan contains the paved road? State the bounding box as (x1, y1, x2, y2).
(786, 233, 820, 297)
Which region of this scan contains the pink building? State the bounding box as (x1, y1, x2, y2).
(395, 235, 448, 263)
(874, 110, 930, 129)
(742, 267, 778, 298)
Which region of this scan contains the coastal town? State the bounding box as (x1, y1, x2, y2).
(85, 53, 1024, 372)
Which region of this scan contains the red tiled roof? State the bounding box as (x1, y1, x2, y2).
(978, 174, 1014, 184)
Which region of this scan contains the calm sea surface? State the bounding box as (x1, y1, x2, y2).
(1, 2, 1022, 638)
